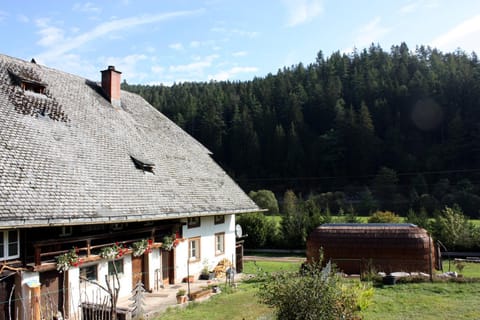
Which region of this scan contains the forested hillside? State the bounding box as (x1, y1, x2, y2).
(123, 43, 480, 217)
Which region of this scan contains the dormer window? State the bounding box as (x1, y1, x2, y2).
(8, 68, 47, 95)
(130, 155, 155, 173)
(21, 80, 46, 94)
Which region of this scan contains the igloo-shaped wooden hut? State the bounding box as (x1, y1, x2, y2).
(306, 223, 437, 274)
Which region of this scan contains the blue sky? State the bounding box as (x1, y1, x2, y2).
(1, 0, 480, 85)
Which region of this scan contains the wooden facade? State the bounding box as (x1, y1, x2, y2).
(306, 223, 436, 274)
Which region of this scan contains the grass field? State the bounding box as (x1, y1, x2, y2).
(156, 260, 480, 320)
(362, 282, 480, 319)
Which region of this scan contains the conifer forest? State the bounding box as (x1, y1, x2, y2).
(123, 43, 480, 219)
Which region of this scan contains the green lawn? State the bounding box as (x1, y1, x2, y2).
(362, 282, 480, 320)
(155, 260, 480, 320)
(157, 282, 274, 320)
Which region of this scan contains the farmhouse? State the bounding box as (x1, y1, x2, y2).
(306, 223, 437, 275)
(0, 54, 258, 320)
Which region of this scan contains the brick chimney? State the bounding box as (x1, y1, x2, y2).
(101, 66, 122, 108)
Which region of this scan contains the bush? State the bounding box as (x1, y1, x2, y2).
(431, 205, 477, 250)
(249, 189, 279, 215)
(237, 212, 275, 248)
(257, 261, 371, 319)
(368, 210, 401, 223)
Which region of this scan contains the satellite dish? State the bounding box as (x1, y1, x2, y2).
(235, 224, 243, 238)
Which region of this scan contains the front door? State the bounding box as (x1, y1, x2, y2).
(161, 249, 174, 285)
(40, 270, 64, 319)
(132, 255, 145, 288)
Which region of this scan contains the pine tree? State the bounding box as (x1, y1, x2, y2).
(129, 281, 146, 320)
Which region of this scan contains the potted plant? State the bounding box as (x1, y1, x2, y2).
(199, 259, 215, 280)
(176, 289, 187, 304)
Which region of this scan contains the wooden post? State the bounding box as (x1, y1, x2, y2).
(34, 245, 41, 266)
(86, 239, 91, 256)
(31, 285, 41, 320)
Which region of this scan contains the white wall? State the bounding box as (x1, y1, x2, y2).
(74, 255, 133, 309)
(149, 247, 161, 290)
(176, 214, 236, 282)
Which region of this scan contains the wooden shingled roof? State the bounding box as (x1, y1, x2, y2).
(0, 54, 259, 227)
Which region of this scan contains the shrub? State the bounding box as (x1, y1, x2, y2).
(257, 261, 370, 319)
(431, 205, 477, 250)
(237, 212, 275, 248)
(368, 210, 401, 223)
(249, 189, 279, 215)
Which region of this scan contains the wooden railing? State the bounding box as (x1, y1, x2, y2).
(32, 225, 176, 266)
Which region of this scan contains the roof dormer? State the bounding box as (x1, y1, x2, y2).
(8, 68, 47, 94)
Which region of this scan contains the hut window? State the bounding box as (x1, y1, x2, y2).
(59, 226, 73, 237)
(214, 215, 225, 225)
(188, 237, 201, 262)
(187, 217, 200, 228)
(80, 264, 98, 281)
(0, 230, 20, 260)
(108, 259, 124, 275)
(215, 232, 225, 255)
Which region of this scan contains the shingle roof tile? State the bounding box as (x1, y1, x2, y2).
(0, 54, 258, 227)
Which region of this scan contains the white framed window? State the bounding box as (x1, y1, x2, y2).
(0, 230, 20, 260)
(59, 226, 72, 237)
(80, 264, 98, 281)
(108, 259, 124, 275)
(187, 217, 201, 228)
(214, 215, 225, 225)
(188, 237, 201, 262)
(215, 232, 225, 255)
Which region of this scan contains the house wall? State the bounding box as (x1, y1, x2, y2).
(148, 247, 161, 290)
(176, 214, 236, 282)
(75, 255, 133, 305)
(12, 214, 238, 319)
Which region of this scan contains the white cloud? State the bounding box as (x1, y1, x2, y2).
(35, 19, 65, 47)
(208, 66, 258, 81)
(17, 14, 29, 23)
(145, 46, 156, 53)
(73, 2, 101, 14)
(345, 17, 389, 52)
(169, 54, 219, 73)
(0, 11, 8, 22)
(400, 0, 439, 14)
(282, 0, 324, 27)
(151, 65, 164, 74)
(169, 42, 184, 50)
(210, 27, 258, 38)
(400, 2, 419, 14)
(101, 54, 149, 81)
(36, 9, 204, 64)
(190, 41, 201, 48)
(232, 51, 247, 57)
(431, 15, 480, 53)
